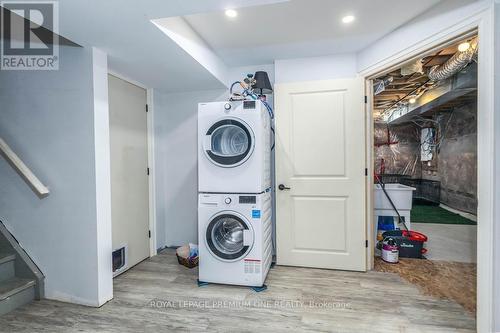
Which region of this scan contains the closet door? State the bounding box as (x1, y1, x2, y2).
(109, 74, 149, 275)
(275, 78, 366, 271)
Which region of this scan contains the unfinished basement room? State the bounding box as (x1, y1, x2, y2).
(371, 35, 478, 315)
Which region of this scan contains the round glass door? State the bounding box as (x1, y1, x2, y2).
(206, 214, 253, 261)
(205, 119, 254, 167)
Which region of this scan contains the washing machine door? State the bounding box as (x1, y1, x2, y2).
(203, 118, 255, 168)
(205, 213, 254, 262)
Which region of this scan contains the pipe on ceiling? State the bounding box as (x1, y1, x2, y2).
(427, 38, 478, 81)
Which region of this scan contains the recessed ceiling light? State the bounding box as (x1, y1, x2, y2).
(458, 41, 470, 52)
(225, 9, 238, 18)
(342, 15, 355, 24)
(409, 97, 417, 104)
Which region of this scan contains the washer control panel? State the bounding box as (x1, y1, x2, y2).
(239, 195, 256, 204)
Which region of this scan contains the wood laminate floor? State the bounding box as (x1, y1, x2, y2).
(0, 249, 476, 333)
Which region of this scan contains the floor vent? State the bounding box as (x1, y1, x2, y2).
(112, 246, 127, 275)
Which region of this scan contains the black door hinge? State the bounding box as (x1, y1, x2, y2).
(365, 240, 369, 248)
(146, 104, 149, 112)
(147, 167, 150, 175)
(149, 230, 151, 238)
(364, 96, 368, 104)
(365, 168, 368, 176)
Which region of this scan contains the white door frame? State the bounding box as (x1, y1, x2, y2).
(359, 8, 495, 333)
(108, 70, 157, 258)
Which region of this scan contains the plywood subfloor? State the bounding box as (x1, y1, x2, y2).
(374, 257, 476, 314)
(0, 249, 476, 332)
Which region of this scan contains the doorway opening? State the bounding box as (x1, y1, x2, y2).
(369, 34, 478, 316)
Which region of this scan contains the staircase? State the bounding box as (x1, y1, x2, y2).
(0, 137, 47, 315)
(0, 222, 44, 316)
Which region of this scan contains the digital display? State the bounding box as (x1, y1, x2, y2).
(243, 100, 256, 109)
(239, 196, 256, 204)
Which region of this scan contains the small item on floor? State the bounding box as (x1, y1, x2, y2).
(381, 237, 399, 263)
(176, 243, 199, 268)
(377, 216, 397, 241)
(382, 230, 427, 259)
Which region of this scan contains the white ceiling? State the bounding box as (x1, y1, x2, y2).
(47, 0, 445, 92)
(184, 0, 443, 66)
(54, 0, 287, 92)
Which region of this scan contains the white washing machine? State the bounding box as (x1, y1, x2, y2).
(198, 192, 272, 287)
(198, 100, 271, 194)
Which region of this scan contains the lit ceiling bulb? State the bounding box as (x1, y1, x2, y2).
(342, 15, 355, 24)
(458, 42, 470, 52)
(409, 97, 417, 104)
(225, 9, 238, 18)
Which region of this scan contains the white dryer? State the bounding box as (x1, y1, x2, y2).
(198, 192, 272, 287)
(198, 100, 271, 194)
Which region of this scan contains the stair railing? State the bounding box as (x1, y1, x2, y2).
(0, 137, 49, 198)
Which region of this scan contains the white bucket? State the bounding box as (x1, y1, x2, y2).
(381, 238, 399, 263)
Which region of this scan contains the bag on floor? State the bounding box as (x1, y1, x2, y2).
(176, 243, 199, 268)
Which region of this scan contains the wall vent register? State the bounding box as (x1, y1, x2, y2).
(112, 247, 126, 273)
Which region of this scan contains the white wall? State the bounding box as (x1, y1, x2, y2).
(0, 45, 112, 306)
(91, 48, 113, 305)
(152, 17, 230, 88)
(494, 2, 500, 331)
(274, 54, 357, 84)
(154, 89, 227, 248)
(228, 64, 275, 85)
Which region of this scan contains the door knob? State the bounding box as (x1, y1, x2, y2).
(278, 184, 290, 191)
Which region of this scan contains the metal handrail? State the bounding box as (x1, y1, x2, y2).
(0, 137, 49, 198)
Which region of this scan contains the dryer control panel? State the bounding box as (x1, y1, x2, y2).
(243, 100, 256, 109)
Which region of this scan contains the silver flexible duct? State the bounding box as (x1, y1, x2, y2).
(373, 76, 393, 95)
(427, 39, 478, 81)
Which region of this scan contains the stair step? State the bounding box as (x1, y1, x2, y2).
(0, 278, 35, 301)
(0, 253, 15, 265)
(0, 278, 35, 316)
(0, 254, 15, 283)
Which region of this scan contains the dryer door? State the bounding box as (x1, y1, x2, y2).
(203, 118, 255, 168)
(206, 213, 254, 262)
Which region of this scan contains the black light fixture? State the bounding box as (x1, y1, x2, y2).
(252, 71, 273, 96)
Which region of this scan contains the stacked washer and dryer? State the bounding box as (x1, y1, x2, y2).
(198, 100, 272, 287)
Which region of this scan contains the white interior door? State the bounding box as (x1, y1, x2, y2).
(108, 74, 150, 274)
(275, 78, 366, 271)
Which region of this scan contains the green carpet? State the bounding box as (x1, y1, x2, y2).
(411, 205, 476, 225)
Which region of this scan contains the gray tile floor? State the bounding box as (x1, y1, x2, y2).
(0, 249, 476, 332)
(412, 223, 477, 263)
